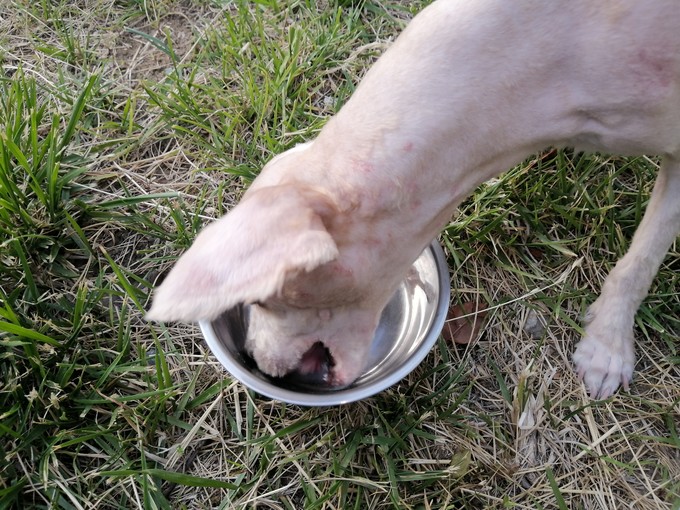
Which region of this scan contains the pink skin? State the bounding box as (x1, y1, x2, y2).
(298, 343, 331, 375)
(148, 0, 680, 397)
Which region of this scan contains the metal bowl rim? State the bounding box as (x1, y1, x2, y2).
(199, 240, 450, 406)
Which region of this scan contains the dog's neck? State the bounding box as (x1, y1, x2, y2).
(300, 8, 572, 251)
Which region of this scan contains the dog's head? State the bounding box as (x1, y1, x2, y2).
(147, 148, 388, 387)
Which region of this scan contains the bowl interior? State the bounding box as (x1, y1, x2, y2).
(200, 241, 450, 405)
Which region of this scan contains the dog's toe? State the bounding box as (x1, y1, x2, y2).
(573, 328, 634, 399)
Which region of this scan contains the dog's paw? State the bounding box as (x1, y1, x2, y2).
(573, 324, 635, 399)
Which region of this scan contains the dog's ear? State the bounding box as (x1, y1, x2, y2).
(146, 185, 338, 322)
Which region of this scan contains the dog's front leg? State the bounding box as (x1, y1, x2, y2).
(574, 156, 680, 398)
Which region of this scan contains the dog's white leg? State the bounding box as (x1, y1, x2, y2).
(573, 156, 680, 399)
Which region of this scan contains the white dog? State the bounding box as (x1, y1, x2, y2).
(148, 0, 680, 399)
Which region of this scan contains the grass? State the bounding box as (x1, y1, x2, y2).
(0, 0, 678, 508)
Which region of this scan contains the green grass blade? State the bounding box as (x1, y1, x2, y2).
(100, 469, 238, 489)
(545, 467, 569, 510)
(0, 320, 60, 347)
(58, 74, 97, 152)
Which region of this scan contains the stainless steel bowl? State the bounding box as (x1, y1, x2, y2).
(199, 240, 450, 406)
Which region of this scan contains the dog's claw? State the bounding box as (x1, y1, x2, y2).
(622, 376, 630, 392)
